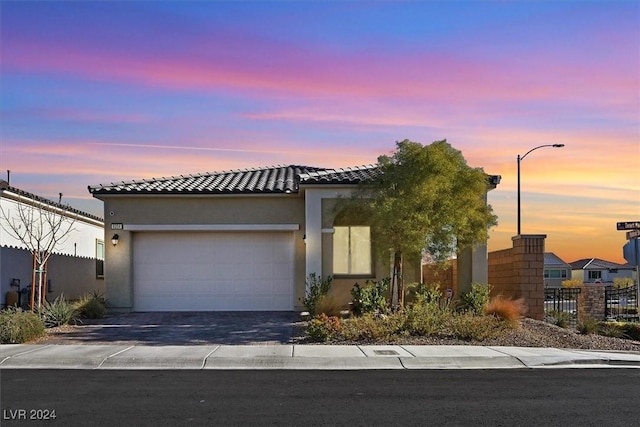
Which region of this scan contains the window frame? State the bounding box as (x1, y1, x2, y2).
(588, 270, 602, 280)
(332, 225, 373, 277)
(544, 269, 568, 279)
(96, 239, 105, 279)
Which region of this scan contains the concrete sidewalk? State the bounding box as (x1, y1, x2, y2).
(1, 344, 639, 370)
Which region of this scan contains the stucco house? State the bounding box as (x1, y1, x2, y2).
(543, 252, 572, 289)
(89, 165, 499, 312)
(569, 258, 636, 284)
(0, 180, 105, 307)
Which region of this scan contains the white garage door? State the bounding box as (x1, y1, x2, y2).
(133, 231, 294, 311)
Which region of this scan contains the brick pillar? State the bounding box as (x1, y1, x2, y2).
(512, 234, 546, 320)
(578, 284, 606, 322)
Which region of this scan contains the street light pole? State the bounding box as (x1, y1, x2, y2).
(517, 144, 565, 235)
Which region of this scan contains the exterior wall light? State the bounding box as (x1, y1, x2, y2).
(111, 234, 119, 246)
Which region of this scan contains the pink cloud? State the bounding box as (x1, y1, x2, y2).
(1, 107, 150, 124)
(4, 32, 635, 111)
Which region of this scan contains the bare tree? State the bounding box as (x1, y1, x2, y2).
(0, 192, 77, 310)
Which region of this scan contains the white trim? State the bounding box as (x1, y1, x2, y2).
(123, 224, 299, 231)
(304, 188, 354, 282)
(321, 228, 335, 233)
(1, 189, 104, 226)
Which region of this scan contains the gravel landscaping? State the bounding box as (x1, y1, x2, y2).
(295, 318, 640, 352)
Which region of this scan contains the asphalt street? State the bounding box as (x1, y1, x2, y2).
(2, 369, 639, 426)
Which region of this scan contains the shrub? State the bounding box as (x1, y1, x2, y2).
(39, 294, 78, 328)
(561, 279, 582, 288)
(302, 274, 333, 316)
(406, 282, 446, 308)
(0, 307, 46, 343)
(306, 314, 341, 342)
(350, 278, 389, 316)
(485, 296, 527, 323)
(74, 291, 108, 319)
(546, 310, 573, 328)
(448, 313, 509, 341)
(459, 283, 491, 315)
(404, 303, 451, 336)
(315, 294, 343, 317)
(613, 277, 634, 289)
(578, 317, 600, 335)
(621, 323, 640, 341)
(340, 312, 405, 341)
(597, 322, 625, 338)
(596, 322, 640, 340)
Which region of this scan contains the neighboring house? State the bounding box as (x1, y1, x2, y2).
(543, 252, 572, 289)
(0, 180, 105, 307)
(89, 164, 499, 313)
(569, 258, 636, 284)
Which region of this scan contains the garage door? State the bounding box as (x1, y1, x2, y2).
(133, 231, 294, 311)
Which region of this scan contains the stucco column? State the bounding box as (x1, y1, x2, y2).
(303, 188, 353, 292)
(456, 243, 489, 296)
(106, 229, 134, 312)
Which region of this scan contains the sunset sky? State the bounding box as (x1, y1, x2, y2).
(1, 1, 638, 264)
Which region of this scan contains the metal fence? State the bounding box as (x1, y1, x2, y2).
(544, 288, 580, 328)
(605, 285, 638, 322)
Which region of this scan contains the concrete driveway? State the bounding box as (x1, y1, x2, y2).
(39, 311, 307, 345)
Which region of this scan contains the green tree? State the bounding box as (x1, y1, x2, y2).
(338, 139, 498, 306)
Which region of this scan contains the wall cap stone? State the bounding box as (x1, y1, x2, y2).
(512, 234, 547, 241)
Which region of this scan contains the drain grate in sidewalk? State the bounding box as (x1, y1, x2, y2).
(373, 350, 399, 356)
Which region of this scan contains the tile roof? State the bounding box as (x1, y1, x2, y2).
(0, 180, 104, 222)
(298, 165, 380, 185)
(88, 165, 354, 195)
(569, 258, 633, 270)
(89, 163, 501, 196)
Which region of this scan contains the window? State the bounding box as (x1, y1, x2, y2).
(333, 226, 372, 275)
(588, 270, 602, 280)
(96, 239, 105, 279)
(544, 269, 568, 279)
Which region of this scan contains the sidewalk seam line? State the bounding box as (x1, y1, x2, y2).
(201, 346, 220, 369)
(0, 344, 53, 366)
(96, 345, 135, 369)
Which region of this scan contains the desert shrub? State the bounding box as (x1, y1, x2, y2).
(485, 296, 527, 323)
(613, 277, 634, 289)
(546, 310, 573, 328)
(561, 279, 582, 288)
(339, 312, 405, 341)
(597, 322, 625, 338)
(350, 278, 389, 316)
(596, 322, 640, 340)
(39, 294, 78, 328)
(459, 283, 491, 315)
(302, 274, 333, 316)
(74, 291, 108, 319)
(0, 307, 46, 343)
(315, 294, 344, 317)
(621, 323, 640, 340)
(448, 313, 509, 341)
(406, 282, 450, 309)
(404, 303, 451, 336)
(306, 313, 341, 342)
(578, 317, 600, 335)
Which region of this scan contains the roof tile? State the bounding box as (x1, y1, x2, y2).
(88, 165, 331, 195)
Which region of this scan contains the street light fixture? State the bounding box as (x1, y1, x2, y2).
(517, 144, 565, 235)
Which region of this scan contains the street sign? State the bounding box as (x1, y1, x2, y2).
(617, 221, 640, 230)
(627, 230, 640, 240)
(623, 241, 636, 264)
